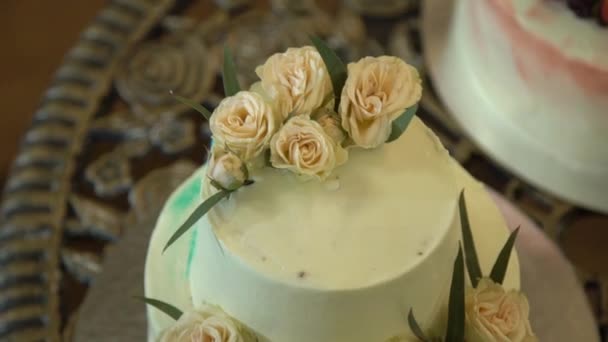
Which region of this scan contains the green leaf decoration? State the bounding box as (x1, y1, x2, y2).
(408, 309, 429, 342)
(320, 91, 335, 109)
(163, 189, 231, 253)
(210, 179, 225, 191)
(445, 246, 465, 342)
(489, 226, 520, 284)
(310, 36, 347, 112)
(172, 92, 212, 120)
(458, 190, 482, 288)
(223, 46, 240, 97)
(386, 104, 418, 143)
(135, 296, 182, 321)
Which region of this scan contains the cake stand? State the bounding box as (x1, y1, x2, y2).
(422, 0, 608, 214)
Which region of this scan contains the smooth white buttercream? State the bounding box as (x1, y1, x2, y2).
(145, 117, 520, 341)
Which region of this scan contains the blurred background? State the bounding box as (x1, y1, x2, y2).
(1, 1, 106, 181)
(0, 0, 607, 341)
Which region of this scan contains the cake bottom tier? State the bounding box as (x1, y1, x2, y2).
(144, 164, 520, 341)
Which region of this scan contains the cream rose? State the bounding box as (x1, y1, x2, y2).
(159, 305, 249, 342)
(255, 46, 332, 119)
(339, 56, 422, 148)
(210, 91, 277, 161)
(208, 148, 248, 191)
(465, 278, 537, 342)
(270, 116, 347, 180)
(314, 108, 346, 144)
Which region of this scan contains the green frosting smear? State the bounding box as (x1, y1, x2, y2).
(186, 226, 198, 277)
(169, 173, 203, 278)
(171, 175, 201, 212)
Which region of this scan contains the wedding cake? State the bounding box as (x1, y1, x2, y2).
(429, 0, 608, 211)
(463, 0, 608, 166)
(143, 40, 535, 341)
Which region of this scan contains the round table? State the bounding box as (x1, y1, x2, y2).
(0, 0, 602, 340)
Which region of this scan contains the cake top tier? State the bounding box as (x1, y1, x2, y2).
(158, 41, 455, 291)
(206, 117, 460, 289)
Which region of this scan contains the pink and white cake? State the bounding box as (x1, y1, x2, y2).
(425, 0, 608, 212)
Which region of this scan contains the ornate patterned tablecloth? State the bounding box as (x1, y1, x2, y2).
(0, 0, 605, 341)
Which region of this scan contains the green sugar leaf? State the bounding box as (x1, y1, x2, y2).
(223, 46, 240, 97)
(310, 36, 347, 112)
(408, 309, 429, 342)
(445, 246, 465, 342)
(172, 93, 212, 120)
(320, 91, 335, 109)
(459, 190, 482, 288)
(210, 179, 225, 191)
(490, 226, 520, 284)
(135, 296, 182, 321)
(163, 189, 231, 253)
(386, 104, 418, 143)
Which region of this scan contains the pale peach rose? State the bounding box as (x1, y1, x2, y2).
(339, 56, 422, 148)
(248, 81, 283, 120)
(210, 91, 277, 161)
(208, 148, 248, 191)
(314, 108, 346, 144)
(270, 116, 347, 180)
(465, 278, 537, 342)
(255, 46, 332, 119)
(159, 305, 249, 342)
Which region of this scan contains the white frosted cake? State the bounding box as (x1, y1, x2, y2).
(144, 116, 521, 341)
(144, 42, 530, 342)
(461, 0, 608, 167)
(428, 0, 608, 211)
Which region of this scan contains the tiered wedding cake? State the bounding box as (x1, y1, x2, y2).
(144, 41, 533, 341)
